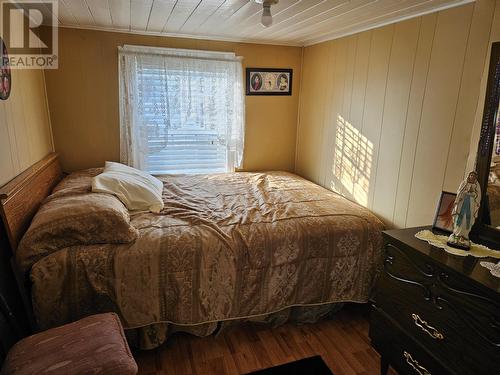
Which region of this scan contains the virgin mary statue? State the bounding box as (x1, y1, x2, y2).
(447, 171, 481, 250)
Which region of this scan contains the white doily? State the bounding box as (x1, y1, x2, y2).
(480, 261, 500, 278)
(415, 230, 500, 259)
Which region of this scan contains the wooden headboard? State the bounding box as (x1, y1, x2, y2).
(0, 153, 63, 253)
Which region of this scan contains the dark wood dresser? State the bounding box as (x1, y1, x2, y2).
(370, 227, 500, 375)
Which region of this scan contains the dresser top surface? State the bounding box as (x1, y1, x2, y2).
(384, 226, 500, 296)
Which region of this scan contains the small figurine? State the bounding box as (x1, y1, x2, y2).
(447, 171, 482, 250)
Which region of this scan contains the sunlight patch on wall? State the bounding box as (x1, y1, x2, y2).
(330, 115, 373, 206)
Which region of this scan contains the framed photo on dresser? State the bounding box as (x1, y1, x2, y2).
(432, 191, 457, 233)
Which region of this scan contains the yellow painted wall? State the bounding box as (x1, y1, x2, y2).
(43, 28, 302, 173)
(0, 55, 53, 185)
(296, 0, 497, 228)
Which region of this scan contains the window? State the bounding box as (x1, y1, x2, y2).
(119, 45, 245, 174)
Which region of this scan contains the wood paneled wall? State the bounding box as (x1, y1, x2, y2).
(0, 68, 53, 186)
(296, 0, 497, 228)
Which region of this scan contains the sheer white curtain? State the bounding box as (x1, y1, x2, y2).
(118, 45, 245, 174)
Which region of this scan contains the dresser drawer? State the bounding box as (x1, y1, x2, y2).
(377, 272, 465, 373)
(377, 241, 500, 375)
(436, 271, 500, 374)
(377, 243, 456, 350)
(370, 306, 453, 375)
(437, 270, 500, 344)
(379, 243, 435, 302)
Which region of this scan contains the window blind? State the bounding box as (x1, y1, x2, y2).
(119, 45, 245, 174)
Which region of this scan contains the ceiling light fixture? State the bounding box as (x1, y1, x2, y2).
(255, 0, 279, 27)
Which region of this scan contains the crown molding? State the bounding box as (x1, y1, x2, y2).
(56, 24, 303, 48)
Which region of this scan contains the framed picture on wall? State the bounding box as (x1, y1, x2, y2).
(246, 68, 292, 96)
(432, 191, 457, 233)
(0, 37, 11, 101)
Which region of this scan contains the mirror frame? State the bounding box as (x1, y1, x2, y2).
(471, 41, 500, 248)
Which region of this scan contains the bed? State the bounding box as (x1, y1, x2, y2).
(0, 153, 384, 349)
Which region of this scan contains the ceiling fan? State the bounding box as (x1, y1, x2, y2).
(255, 0, 279, 27)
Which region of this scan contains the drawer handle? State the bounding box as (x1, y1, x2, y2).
(412, 313, 444, 340)
(404, 351, 431, 375)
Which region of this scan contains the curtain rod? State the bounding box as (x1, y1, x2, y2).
(118, 45, 243, 62)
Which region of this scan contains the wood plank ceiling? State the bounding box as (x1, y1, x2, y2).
(55, 0, 473, 46)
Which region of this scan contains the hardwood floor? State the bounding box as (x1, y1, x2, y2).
(134, 304, 397, 375)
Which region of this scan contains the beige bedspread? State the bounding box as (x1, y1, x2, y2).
(20, 170, 384, 346)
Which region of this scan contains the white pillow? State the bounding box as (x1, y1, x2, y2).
(92, 162, 164, 213)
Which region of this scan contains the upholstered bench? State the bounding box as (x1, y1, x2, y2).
(1, 313, 138, 375)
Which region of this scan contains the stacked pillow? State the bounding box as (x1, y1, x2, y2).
(17, 193, 139, 273)
(17, 162, 164, 273)
(92, 162, 164, 213)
